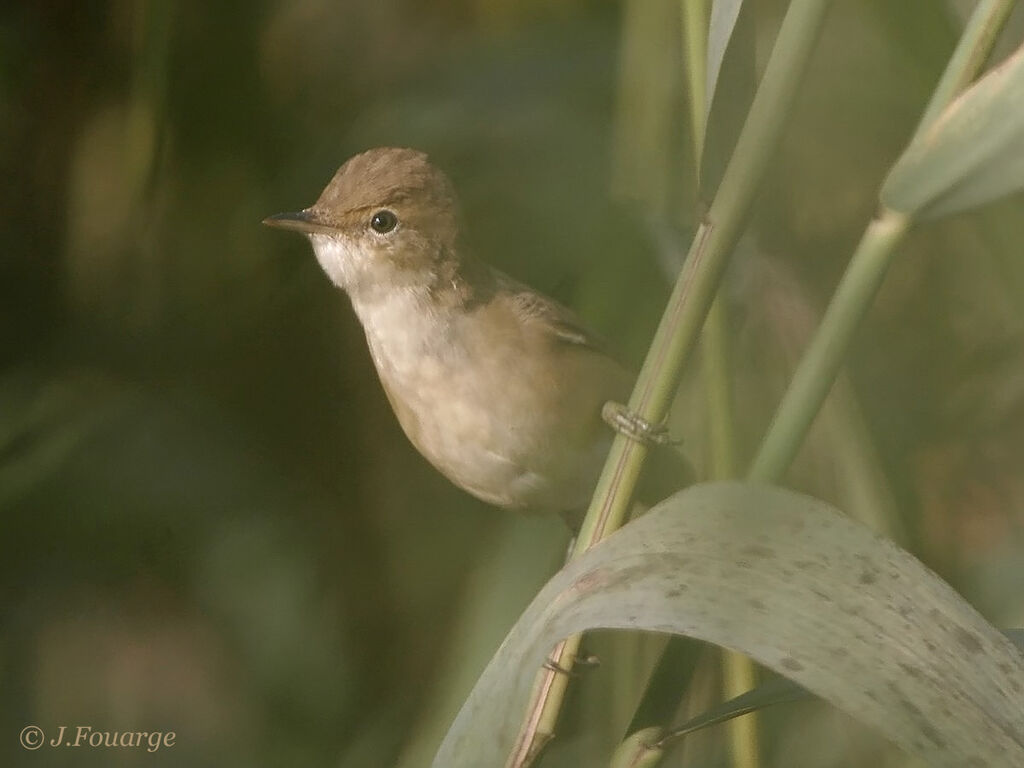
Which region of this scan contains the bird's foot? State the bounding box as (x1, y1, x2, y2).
(602, 402, 675, 447)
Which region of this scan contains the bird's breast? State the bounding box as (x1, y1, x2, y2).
(350, 293, 620, 511)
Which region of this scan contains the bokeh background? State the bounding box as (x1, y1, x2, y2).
(2, 1, 1023, 766)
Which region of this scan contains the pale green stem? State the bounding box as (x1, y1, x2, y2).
(615, 3, 759, 765)
(575, 0, 832, 551)
(507, 2, 833, 765)
(748, 0, 1016, 484)
(609, 727, 665, 768)
(692, 1, 759, 751)
(704, 297, 761, 768)
(607, 4, 1016, 767)
(748, 210, 910, 482)
(682, 0, 709, 167)
(704, 298, 738, 481)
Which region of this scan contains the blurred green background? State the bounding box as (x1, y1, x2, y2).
(2, 1, 1023, 766)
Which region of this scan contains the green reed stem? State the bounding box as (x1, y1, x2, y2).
(507, 2, 833, 765)
(748, 0, 1017, 484)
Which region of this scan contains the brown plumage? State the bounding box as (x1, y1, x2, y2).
(264, 147, 635, 514)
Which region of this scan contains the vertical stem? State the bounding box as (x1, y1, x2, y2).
(720, 650, 759, 767)
(507, 2, 833, 765)
(704, 297, 761, 768)
(682, 0, 709, 167)
(578, 0, 832, 550)
(704, 298, 737, 480)
(692, 1, 761, 757)
(748, 0, 1016, 485)
(747, 210, 910, 482)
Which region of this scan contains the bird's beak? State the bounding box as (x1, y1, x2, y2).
(262, 209, 333, 235)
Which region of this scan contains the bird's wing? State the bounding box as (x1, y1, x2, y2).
(500, 277, 610, 353)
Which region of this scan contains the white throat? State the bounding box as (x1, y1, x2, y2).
(307, 234, 449, 379)
(308, 234, 361, 293)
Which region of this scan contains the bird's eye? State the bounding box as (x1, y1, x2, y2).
(369, 210, 398, 234)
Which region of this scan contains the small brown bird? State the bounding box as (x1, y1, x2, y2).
(264, 148, 646, 516)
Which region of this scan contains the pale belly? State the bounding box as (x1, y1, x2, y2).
(364, 329, 621, 512)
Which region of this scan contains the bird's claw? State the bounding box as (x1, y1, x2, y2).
(602, 402, 675, 447)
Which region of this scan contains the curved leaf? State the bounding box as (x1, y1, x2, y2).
(705, 0, 745, 124)
(434, 483, 1024, 767)
(881, 42, 1024, 219)
(701, 0, 755, 198)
